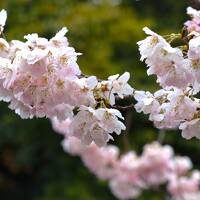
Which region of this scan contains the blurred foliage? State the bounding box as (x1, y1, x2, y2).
(0, 0, 199, 200)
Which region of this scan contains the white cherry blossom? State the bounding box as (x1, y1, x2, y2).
(0, 9, 7, 34)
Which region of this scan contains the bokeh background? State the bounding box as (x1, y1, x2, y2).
(0, 0, 199, 199)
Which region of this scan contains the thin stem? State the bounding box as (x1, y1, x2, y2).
(111, 104, 135, 111)
(1, 32, 6, 40)
(157, 129, 166, 144)
(122, 111, 133, 151)
(115, 93, 135, 102)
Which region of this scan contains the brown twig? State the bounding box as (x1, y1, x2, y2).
(157, 129, 166, 144)
(115, 94, 135, 102)
(122, 111, 133, 151)
(187, 0, 200, 9)
(111, 104, 135, 111)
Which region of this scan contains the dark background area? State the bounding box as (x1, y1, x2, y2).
(0, 0, 199, 199)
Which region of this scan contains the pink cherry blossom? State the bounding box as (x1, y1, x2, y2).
(167, 171, 200, 199)
(96, 72, 133, 106)
(62, 136, 85, 156)
(52, 117, 72, 136)
(69, 106, 125, 147)
(109, 179, 141, 200)
(137, 27, 169, 61)
(188, 35, 200, 92)
(170, 156, 193, 176)
(82, 144, 119, 180)
(138, 142, 173, 186)
(179, 118, 200, 139)
(138, 28, 193, 89)
(185, 7, 200, 33)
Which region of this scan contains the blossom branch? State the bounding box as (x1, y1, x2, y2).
(79, 73, 136, 110)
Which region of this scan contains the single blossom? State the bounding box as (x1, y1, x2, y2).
(137, 27, 169, 61)
(97, 72, 133, 105)
(0, 9, 7, 34)
(108, 72, 133, 105)
(179, 118, 200, 139)
(188, 36, 200, 92)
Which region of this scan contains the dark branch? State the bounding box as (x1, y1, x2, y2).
(111, 104, 135, 111)
(115, 94, 135, 102)
(187, 0, 200, 9)
(122, 111, 133, 151)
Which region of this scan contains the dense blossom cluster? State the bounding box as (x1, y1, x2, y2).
(1, 7, 200, 143)
(1, 5, 200, 200)
(134, 87, 200, 139)
(0, 9, 133, 147)
(136, 7, 200, 140)
(53, 119, 200, 200)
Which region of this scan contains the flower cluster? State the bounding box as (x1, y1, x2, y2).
(3, 6, 200, 144)
(62, 106, 125, 147)
(0, 9, 133, 147)
(134, 87, 200, 139)
(51, 6, 200, 200)
(0, 5, 200, 200)
(137, 27, 192, 89)
(185, 7, 200, 33)
(52, 119, 200, 200)
(136, 7, 200, 140)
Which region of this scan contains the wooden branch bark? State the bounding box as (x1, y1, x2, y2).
(187, 0, 200, 9)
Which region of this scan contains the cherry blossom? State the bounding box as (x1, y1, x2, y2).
(109, 178, 141, 200)
(188, 35, 200, 92)
(95, 72, 133, 106)
(167, 171, 200, 200)
(1, 6, 200, 200)
(52, 118, 200, 200)
(185, 7, 200, 33)
(135, 7, 200, 139)
(170, 156, 193, 176)
(138, 142, 173, 186)
(82, 144, 119, 180)
(68, 106, 126, 147)
(0, 27, 82, 119)
(134, 87, 200, 131)
(179, 118, 200, 139)
(0, 9, 7, 34)
(107, 72, 133, 105)
(138, 28, 193, 89)
(137, 27, 169, 62)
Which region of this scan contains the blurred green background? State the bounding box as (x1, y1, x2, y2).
(0, 0, 199, 199)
